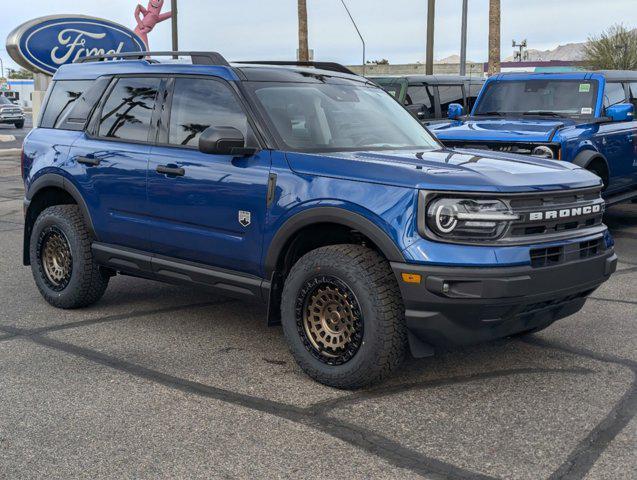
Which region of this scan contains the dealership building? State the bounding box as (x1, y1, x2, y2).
(2, 78, 35, 108)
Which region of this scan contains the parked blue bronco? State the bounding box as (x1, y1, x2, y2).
(431, 71, 637, 205)
(21, 52, 617, 388)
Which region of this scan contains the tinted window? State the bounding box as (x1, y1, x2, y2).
(98, 77, 160, 142)
(168, 78, 248, 147)
(40, 80, 93, 128)
(603, 82, 627, 108)
(438, 85, 464, 112)
(405, 84, 435, 117)
(475, 80, 598, 118)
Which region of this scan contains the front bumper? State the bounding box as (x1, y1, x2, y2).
(0, 115, 24, 124)
(391, 248, 617, 354)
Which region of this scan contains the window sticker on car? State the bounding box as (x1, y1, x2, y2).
(579, 83, 591, 93)
(581, 107, 593, 114)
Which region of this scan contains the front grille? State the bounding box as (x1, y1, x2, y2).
(529, 237, 605, 268)
(444, 140, 560, 158)
(502, 187, 605, 244)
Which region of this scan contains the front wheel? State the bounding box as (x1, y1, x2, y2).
(14, 121, 24, 129)
(281, 245, 407, 389)
(30, 205, 109, 309)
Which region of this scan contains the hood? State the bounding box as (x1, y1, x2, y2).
(431, 117, 575, 143)
(285, 148, 601, 193)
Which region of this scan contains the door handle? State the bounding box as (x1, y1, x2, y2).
(77, 156, 101, 166)
(156, 165, 185, 177)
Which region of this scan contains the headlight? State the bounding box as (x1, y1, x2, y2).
(422, 195, 520, 242)
(532, 145, 555, 159)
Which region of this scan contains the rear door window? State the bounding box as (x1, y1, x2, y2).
(97, 77, 161, 142)
(405, 84, 435, 118)
(438, 85, 465, 112)
(40, 80, 93, 129)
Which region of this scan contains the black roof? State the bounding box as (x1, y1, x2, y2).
(595, 70, 637, 81)
(369, 74, 484, 85)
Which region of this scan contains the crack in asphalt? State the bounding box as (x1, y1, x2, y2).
(0, 300, 233, 338)
(522, 337, 637, 480)
(589, 296, 637, 306)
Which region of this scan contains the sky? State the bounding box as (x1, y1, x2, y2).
(1, 0, 635, 72)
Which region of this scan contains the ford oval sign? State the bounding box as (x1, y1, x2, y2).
(6, 15, 146, 75)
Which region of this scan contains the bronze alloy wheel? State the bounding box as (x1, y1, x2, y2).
(295, 275, 364, 365)
(38, 226, 73, 291)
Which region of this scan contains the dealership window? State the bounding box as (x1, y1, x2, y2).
(405, 84, 435, 118)
(40, 80, 93, 129)
(438, 85, 465, 112)
(167, 78, 249, 147)
(98, 77, 161, 142)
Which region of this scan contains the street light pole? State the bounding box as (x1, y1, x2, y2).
(339, 0, 366, 75)
(459, 0, 468, 76)
(0, 57, 4, 79)
(171, 0, 179, 55)
(425, 0, 435, 75)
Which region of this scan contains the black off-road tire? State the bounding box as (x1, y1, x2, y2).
(281, 244, 407, 389)
(15, 121, 24, 129)
(30, 205, 109, 309)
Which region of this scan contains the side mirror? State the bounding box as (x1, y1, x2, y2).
(198, 126, 256, 156)
(606, 103, 634, 122)
(447, 103, 464, 120)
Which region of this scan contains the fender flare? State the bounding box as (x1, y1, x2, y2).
(23, 173, 97, 265)
(264, 206, 405, 278)
(572, 149, 608, 171)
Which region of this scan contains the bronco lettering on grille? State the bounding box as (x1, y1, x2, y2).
(529, 204, 602, 221)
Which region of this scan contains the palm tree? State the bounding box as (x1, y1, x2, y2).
(488, 0, 501, 76)
(177, 123, 210, 145)
(298, 0, 309, 61)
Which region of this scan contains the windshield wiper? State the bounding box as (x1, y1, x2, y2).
(522, 111, 565, 118)
(475, 111, 504, 117)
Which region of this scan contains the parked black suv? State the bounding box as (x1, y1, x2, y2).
(370, 74, 484, 124)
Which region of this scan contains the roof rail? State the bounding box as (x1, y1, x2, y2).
(77, 51, 230, 67)
(234, 61, 358, 76)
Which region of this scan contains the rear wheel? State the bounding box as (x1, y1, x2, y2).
(281, 244, 407, 389)
(30, 205, 109, 309)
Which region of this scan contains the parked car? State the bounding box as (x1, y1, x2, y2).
(0, 94, 25, 129)
(430, 71, 637, 204)
(22, 53, 616, 388)
(370, 74, 484, 124)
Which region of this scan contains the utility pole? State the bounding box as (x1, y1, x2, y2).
(425, 0, 435, 75)
(459, 0, 468, 76)
(340, 0, 366, 75)
(487, 0, 501, 76)
(298, 0, 309, 62)
(171, 0, 179, 56)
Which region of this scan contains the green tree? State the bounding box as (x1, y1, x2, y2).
(7, 68, 33, 79)
(584, 24, 637, 70)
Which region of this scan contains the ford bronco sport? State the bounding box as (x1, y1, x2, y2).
(22, 52, 617, 388)
(431, 71, 637, 205)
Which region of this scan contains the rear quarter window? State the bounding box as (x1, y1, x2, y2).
(40, 80, 94, 129)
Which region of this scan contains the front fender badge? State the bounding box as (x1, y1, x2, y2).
(238, 210, 251, 227)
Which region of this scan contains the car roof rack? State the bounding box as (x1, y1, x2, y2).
(77, 51, 230, 67)
(234, 60, 358, 76)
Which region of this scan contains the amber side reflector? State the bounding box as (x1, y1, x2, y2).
(401, 273, 422, 284)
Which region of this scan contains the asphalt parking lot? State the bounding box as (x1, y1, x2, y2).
(0, 113, 32, 151)
(0, 151, 635, 479)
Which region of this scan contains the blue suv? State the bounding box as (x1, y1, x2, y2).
(431, 71, 637, 204)
(22, 53, 617, 388)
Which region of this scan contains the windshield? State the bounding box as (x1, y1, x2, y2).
(0, 96, 13, 105)
(248, 82, 439, 152)
(474, 79, 599, 118)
